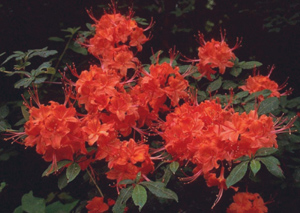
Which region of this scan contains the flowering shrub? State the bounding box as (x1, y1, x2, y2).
(1, 1, 300, 212)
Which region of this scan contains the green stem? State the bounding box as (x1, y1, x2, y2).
(86, 168, 104, 197)
(51, 34, 74, 81)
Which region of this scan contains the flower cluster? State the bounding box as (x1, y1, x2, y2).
(162, 99, 278, 206)
(86, 197, 109, 213)
(5, 4, 297, 213)
(195, 31, 240, 80)
(227, 192, 268, 213)
(21, 93, 86, 172)
(240, 66, 293, 98)
(87, 8, 151, 76)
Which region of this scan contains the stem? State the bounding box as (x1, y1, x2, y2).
(86, 168, 104, 197)
(51, 33, 74, 82)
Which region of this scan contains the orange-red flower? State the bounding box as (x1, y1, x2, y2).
(24, 101, 85, 170)
(106, 139, 154, 184)
(239, 66, 292, 98)
(196, 31, 240, 80)
(86, 9, 151, 76)
(86, 197, 109, 213)
(75, 65, 121, 113)
(227, 192, 268, 213)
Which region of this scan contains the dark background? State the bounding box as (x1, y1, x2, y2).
(0, 0, 300, 212)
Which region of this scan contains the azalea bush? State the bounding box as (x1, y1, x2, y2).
(1, 1, 300, 212)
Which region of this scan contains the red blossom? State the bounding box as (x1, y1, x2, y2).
(86, 197, 109, 213)
(227, 192, 268, 213)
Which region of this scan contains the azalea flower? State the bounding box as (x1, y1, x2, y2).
(227, 192, 268, 213)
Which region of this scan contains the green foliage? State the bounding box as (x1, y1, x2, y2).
(113, 186, 134, 213)
(257, 156, 285, 179)
(227, 147, 285, 187)
(206, 76, 222, 92)
(58, 172, 68, 190)
(258, 97, 280, 115)
(250, 159, 261, 176)
(0, 148, 18, 161)
(0, 47, 57, 89)
(132, 185, 147, 211)
(20, 191, 46, 213)
(0, 104, 11, 131)
(66, 162, 81, 183)
(42, 160, 72, 177)
(13, 191, 78, 213)
(226, 161, 248, 187)
(0, 182, 6, 193)
(230, 58, 262, 77)
(140, 181, 178, 202)
(255, 147, 278, 157)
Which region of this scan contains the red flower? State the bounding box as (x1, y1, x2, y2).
(24, 101, 85, 170)
(227, 192, 268, 213)
(106, 139, 154, 184)
(196, 31, 240, 80)
(239, 66, 292, 98)
(86, 197, 109, 213)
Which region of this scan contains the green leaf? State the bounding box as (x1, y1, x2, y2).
(28, 47, 57, 59)
(0, 105, 9, 119)
(0, 181, 6, 192)
(48, 37, 65, 42)
(243, 101, 255, 113)
(135, 172, 142, 183)
(1, 53, 25, 65)
(234, 155, 250, 162)
(42, 160, 72, 177)
(226, 161, 249, 187)
(230, 67, 242, 77)
(86, 23, 95, 31)
(45, 200, 79, 213)
(206, 77, 222, 92)
(258, 97, 279, 115)
(113, 186, 134, 213)
(132, 16, 149, 25)
(68, 41, 87, 55)
(35, 62, 52, 75)
(0, 120, 11, 132)
(0, 148, 18, 161)
(197, 90, 207, 102)
(14, 77, 34, 89)
(21, 106, 29, 121)
(255, 147, 278, 157)
(66, 162, 81, 183)
(34, 77, 47, 84)
(140, 181, 178, 202)
(257, 156, 285, 179)
(118, 179, 135, 185)
(243, 89, 272, 103)
(169, 161, 180, 174)
(21, 191, 46, 213)
(45, 67, 56, 75)
(239, 61, 262, 69)
(1, 70, 31, 77)
(61, 27, 81, 35)
(222, 80, 238, 90)
(235, 91, 249, 99)
(161, 167, 173, 186)
(13, 206, 23, 213)
(132, 185, 147, 212)
(14, 118, 26, 126)
(250, 159, 261, 176)
(286, 97, 300, 108)
(58, 172, 68, 190)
